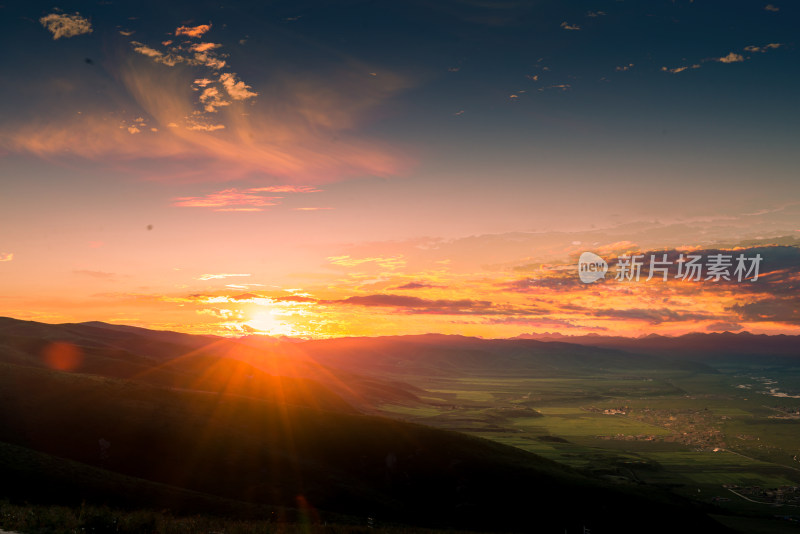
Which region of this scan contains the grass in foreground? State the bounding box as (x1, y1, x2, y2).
(0, 501, 479, 534)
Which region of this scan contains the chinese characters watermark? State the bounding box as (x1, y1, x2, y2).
(579, 252, 762, 283)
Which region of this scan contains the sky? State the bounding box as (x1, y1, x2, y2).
(1, 0, 798, 338)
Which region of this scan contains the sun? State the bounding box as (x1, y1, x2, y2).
(246, 310, 296, 336)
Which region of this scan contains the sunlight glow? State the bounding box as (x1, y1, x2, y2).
(246, 310, 297, 336)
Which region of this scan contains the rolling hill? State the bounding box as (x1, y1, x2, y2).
(0, 317, 734, 532)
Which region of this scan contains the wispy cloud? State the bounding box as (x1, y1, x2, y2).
(392, 281, 444, 290)
(5, 25, 411, 184)
(324, 294, 497, 315)
(130, 41, 185, 66)
(197, 273, 251, 281)
(0, 253, 13, 262)
(328, 255, 405, 270)
(662, 43, 781, 74)
(254, 185, 321, 193)
(173, 189, 281, 210)
(560, 21, 581, 30)
(706, 321, 744, 332)
(173, 185, 319, 210)
(538, 84, 571, 92)
(764, 4, 780, 12)
(661, 64, 701, 74)
(744, 43, 781, 53)
(40, 13, 92, 40)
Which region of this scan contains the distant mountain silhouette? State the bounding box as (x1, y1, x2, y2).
(513, 331, 800, 362)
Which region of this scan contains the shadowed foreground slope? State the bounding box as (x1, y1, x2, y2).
(0, 361, 730, 533)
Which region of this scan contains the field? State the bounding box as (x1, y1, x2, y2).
(376, 366, 800, 532)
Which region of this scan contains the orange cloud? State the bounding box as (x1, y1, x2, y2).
(40, 13, 92, 40)
(175, 24, 211, 38)
(219, 73, 257, 100)
(191, 42, 221, 52)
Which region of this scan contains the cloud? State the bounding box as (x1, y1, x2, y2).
(498, 277, 586, 293)
(586, 11, 606, 17)
(219, 73, 258, 100)
(186, 121, 225, 132)
(294, 207, 332, 211)
(175, 24, 212, 38)
(40, 13, 92, 40)
(764, 4, 779, 12)
(661, 64, 701, 74)
(538, 84, 571, 92)
(705, 321, 744, 332)
(729, 297, 800, 325)
(392, 281, 444, 290)
(485, 316, 594, 329)
(191, 42, 222, 52)
(328, 255, 405, 270)
(744, 43, 781, 53)
(173, 188, 281, 210)
(173, 184, 319, 210)
(193, 52, 226, 70)
(325, 294, 498, 315)
(0, 253, 13, 262)
(130, 41, 185, 66)
(663, 43, 781, 75)
(249, 185, 321, 193)
(717, 52, 745, 64)
(272, 295, 317, 303)
(615, 63, 634, 72)
(3, 42, 410, 184)
(197, 273, 251, 281)
(590, 308, 713, 325)
(560, 22, 581, 30)
(199, 87, 230, 112)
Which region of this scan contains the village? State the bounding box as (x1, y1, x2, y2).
(588, 405, 727, 448)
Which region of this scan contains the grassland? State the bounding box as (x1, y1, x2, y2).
(376, 366, 800, 533)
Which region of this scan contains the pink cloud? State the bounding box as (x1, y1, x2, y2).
(173, 188, 282, 210)
(173, 184, 322, 210)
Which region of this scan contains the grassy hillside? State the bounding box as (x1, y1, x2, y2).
(0, 361, 730, 533)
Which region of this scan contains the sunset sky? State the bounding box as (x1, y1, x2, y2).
(1, 0, 798, 338)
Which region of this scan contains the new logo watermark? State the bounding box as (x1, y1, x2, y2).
(578, 252, 608, 283)
(578, 252, 762, 283)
